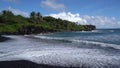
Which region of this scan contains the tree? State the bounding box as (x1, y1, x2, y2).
(37, 12, 42, 18)
(0, 10, 14, 23)
(2, 10, 14, 16)
(0, 10, 96, 34)
(30, 11, 36, 19)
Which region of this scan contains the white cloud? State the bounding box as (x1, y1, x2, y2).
(40, 0, 66, 11)
(82, 16, 120, 28)
(49, 12, 87, 24)
(48, 12, 120, 28)
(7, 7, 29, 17)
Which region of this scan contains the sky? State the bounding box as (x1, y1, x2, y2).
(0, 0, 120, 28)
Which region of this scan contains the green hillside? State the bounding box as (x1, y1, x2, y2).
(0, 10, 96, 35)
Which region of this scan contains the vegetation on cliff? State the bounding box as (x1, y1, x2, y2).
(0, 10, 96, 35)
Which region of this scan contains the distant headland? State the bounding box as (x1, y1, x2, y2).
(0, 10, 96, 35)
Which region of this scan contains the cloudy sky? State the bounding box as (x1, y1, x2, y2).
(0, 0, 120, 28)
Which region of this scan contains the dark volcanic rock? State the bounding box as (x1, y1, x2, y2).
(0, 35, 10, 42)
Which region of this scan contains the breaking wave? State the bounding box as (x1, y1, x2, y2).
(34, 35, 120, 50)
(0, 35, 120, 68)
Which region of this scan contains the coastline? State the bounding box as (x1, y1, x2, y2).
(0, 35, 120, 68)
(0, 60, 73, 68)
(0, 59, 119, 68)
(0, 35, 10, 42)
(0, 58, 118, 68)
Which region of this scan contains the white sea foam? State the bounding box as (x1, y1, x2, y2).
(0, 35, 120, 67)
(34, 35, 63, 40)
(34, 35, 120, 50)
(72, 39, 120, 49)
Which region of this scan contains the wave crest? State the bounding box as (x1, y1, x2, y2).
(34, 35, 120, 50)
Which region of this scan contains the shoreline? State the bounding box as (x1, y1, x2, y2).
(0, 60, 82, 68)
(0, 35, 120, 68)
(0, 30, 96, 35)
(0, 60, 118, 68)
(0, 35, 10, 42)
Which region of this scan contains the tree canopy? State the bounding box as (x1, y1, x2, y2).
(0, 10, 96, 35)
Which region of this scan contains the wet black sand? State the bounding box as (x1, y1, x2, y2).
(0, 60, 84, 68)
(0, 36, 120, 68)
(0, 36, 10, 42)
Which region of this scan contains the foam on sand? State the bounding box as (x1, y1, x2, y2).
(0, 35, 120, 68)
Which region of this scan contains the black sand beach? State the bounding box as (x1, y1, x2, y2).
(0, 60, 83, 68)
(0, 35, 120, 68)
(0, 36, 10, 42)
(0, 60, 119, 68)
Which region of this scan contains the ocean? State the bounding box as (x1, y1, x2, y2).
(39, 29, 120, 45)
(0, 29, 120, 68)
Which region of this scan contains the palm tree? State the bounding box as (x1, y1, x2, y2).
(37, 12, 42, 20)
(2, 10, 14, 16)
(30, 11, 36, 19)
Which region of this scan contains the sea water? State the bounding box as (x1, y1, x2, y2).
(0, 29, 120, 68)
(39, 29, 120, 45)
